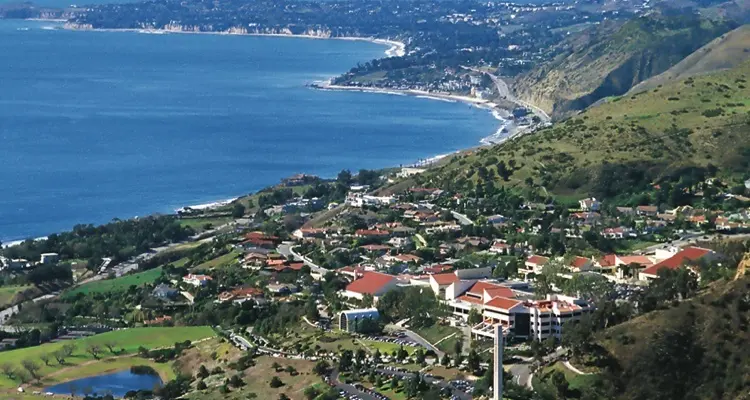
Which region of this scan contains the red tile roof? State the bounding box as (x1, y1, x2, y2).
(526, 255, 549, 266)
(484, 286, 515, 299)
(598, 254, 617, 267)
(617, 255, 653, 267)
(457, 295, 485, 304)
(345, 271, 396, 295)
(431, 273, 459, 285)
(467, 281, 514, 298)
(484, 297, 522, 311)
(641, 247, 712, 276)
(570, 256, 591, 270)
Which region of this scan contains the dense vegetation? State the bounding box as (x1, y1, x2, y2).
(417, 59, 750, 199)
(2, 216, 193, 265)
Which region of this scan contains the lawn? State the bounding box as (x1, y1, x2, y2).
(63, 267, 163, 297)
(535, 361, 601, 394)
(0, 326, 215, 389)
(0, 285, 35, 308)
(412, 324, 461, 352)
(193, 250, 241, 270)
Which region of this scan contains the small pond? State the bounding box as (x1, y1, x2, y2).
(44, 369, 163, 398)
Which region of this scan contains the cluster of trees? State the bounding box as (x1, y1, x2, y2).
(3, 216, 193, 268)
(377, 286, 444, 328)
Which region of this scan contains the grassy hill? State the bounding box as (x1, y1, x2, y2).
(591, 277, 750, 400)
(511, 13, 734, 118)
(416, 59, 750, 199)
(63, 267, 163, 298)
(630, 24, 750, 93)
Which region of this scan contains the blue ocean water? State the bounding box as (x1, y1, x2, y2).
(44, 369, 163, 397)
(0, 20, 498, 242)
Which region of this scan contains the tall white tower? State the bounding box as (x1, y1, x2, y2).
(494, 324, 503, 400)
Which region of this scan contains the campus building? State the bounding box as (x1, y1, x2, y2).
(339, 308, 380, 332)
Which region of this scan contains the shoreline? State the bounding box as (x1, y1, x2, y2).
(0, 21, 521, 242)
(311, 81, 527, 146)
(60, 23, 406, 57)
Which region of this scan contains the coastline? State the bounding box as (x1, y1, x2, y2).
(60, 24, 406, 57)
(311, 81, 527, 147)
(0, 21, 521, 241)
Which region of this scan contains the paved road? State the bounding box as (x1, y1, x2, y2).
(330, 369, 382, 400)
(375, 368, 471, 400)
(283, 243, 329, 278)
(450, 211, 474, 226)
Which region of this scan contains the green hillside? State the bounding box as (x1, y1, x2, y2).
(416, 60, 750, 199)
(630, 24, 750, 93)
(591, 276, 750, 400)
(511, 13, 735, 118)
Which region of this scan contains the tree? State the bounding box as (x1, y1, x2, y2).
(304, 386, 320, 400)
(284, 365, 297, 376)
(52, 350, 66, 365)
(0, 363, 13, 379)
(305, 297, 320, 322)
(391, 375, 401, 390)
(339, 350, 353, 371)
(362, 293, 375, 308)
(39, 353, 51, 366)
(440, 353, 451, 367)
(271, 361, 281, 372)
(550, 370, 569, 397)
(103, 340, 119, 354)
(86, 344, 103, 359)
(231, 203, 246, 218)
(467, 349, 481, 374)
(313, 360, 330, 376)
(197, 365, 210, 379)
(229, 374, 245, 387)
(279, 394, 290, 400)
(20, 359, 40, 380)
(467, 308, 483, 324)
(62, 343, 76, 357)
(196, 380, 207, 390)
(269, 376, 284, 388)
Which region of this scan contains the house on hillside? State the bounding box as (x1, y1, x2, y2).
(579, 197, 600, 212)
(152, 284, 178, 300)
(638, 246, 716, 281)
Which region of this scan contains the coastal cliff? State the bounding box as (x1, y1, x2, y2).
(511, 14, 734, 119)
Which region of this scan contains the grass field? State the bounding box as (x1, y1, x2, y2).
(193, 250, 241, 270)
(63, 267, 163, 297)
(0, 326, 215, 389)
(0, 285, 34, 308)
(412, 324, 461, 353)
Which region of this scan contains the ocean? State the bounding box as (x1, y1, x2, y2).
(0, 20, 498, 242)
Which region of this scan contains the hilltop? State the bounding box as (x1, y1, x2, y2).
(630, 24, 750, 93)
(511, 13, 735, 118)
(412, 59, 750, 199)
